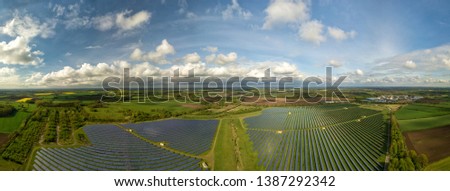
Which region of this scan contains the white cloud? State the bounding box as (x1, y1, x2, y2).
(22, 57, 305, 87)
(0, 36, 44, 65)
(130, 39, 175, 64)
(222, 0, 253, 20)
(404, 60, 417, 69)
(52, 4, 66, 17)
(65, 52, 72, 56)
(327, 27, 356, 41)
(85, 45, 102, 49)
(63, 16, 91, 30)
(215, 52, 238, 65)
(205, 54, 216, 63)
(0, 67, 20, 86)
(298, 20, 326, 45)
(50, 3, 151, 32)
(115, 10, 151, 31)
(202, 46, 218, 53)
(271, 62, 298, 75)
(355, 69, 364, 76)
(29, 61, 129, 86)
(372, 44, 450, 72)
(262, 0, 309, 29)
(92, 14, 115, 31)
(55, 3, 91, 30)
(0, 12, 56, 39)
(178, 0, 188, 14)
(0, 12, 52, 65)
(183, 52, 201, 64)
(443, 58, 450, 68)
(328, 59, 343, 67)
(186, 12, 197, 19)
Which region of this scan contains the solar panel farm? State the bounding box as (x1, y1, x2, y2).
(0, 88, 449, 171)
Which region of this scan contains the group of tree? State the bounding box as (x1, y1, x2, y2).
(388, 115, 428, 171)
(42, 107, 88, 145)
(0, 104, 16, 117)
(1, 109, 48, 164)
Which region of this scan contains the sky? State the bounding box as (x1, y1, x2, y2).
(0, 0, 449, 88)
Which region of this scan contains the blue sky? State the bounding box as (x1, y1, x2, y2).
(0, 0, 449, 87)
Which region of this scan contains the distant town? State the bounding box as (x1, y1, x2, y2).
(364, 95, 424, 103)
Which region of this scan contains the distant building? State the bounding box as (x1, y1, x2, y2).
(363, 95, 423, 103)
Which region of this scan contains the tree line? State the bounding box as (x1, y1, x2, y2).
(388, 115, 428, 171)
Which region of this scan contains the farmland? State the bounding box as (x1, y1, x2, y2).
(426, 157, 450, 171)
(0, 111, 30, 133)
(0, 88, 449, 171)
(396, 104, 450, 132)
(395, 102, 450, 170)
(404, 125, 450, 162)
(244, 105, 388, 171)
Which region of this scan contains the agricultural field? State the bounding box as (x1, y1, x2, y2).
(426, 157, 450, 171)
(0, 111, 30, 133)
(404, 125, 450, 162)
(396, 104, 450, 132)
(395, 102, 450, 170)
(0, 88, 449, 171)
(244, 105, 388, 171)
(31, 124, 204, 171)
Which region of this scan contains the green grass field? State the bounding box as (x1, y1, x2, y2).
(0, 158, 21, 171)
(396, 104, 450, 120)
(214, 119, 238, 170)
(396, 103, 450, 132)
(426, 157, 450, 171)
(398, 114, 450, 132)
(86, 101, 198, 121)
(0, 111, 30, 133)
(213, 118, 261, 170)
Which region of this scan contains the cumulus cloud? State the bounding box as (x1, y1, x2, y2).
(0, 12, 54, 65)
(298, 20, 326, 45)
(0, 67, 20, 86)
(327, 27, 356, 41)
(183, 52, 201, 64)
(442, 58, 450, 68)
(262, 0, 309, 29)
(222, 0, 252, 20)
(328, 59, 343, 67)
(130, 39, 175, 64)
(23, 57, 305, 87)
(215, 52, 238, 65)
(262, 0, 356, 44)
(205, 54, 216, 64)
(0, 36, 44, 65)
(27, 61, 130, 86)
(115, 10, 151, 31)
(355, 69, 364, 76)
(404, 60, 417, 69)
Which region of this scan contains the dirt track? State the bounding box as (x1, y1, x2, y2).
(404, 125, 450, 162)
